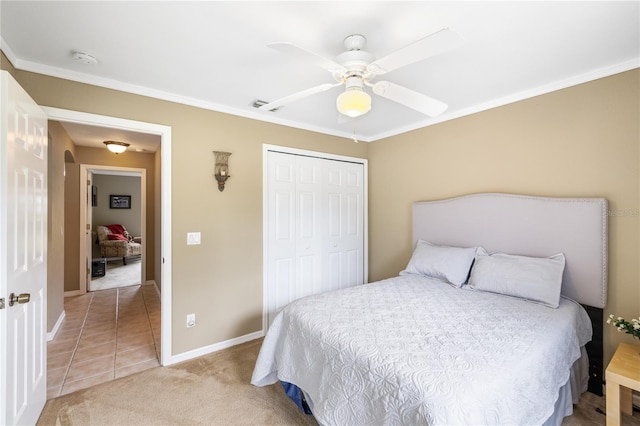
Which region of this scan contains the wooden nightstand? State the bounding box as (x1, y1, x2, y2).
(606, 342, 640, 425)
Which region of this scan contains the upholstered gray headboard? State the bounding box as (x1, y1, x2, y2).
(412, 193, 608, 308)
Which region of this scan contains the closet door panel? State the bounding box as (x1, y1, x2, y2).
(296, 156, 323, 300)
(298, 192, 317, 240)
(273, 258, 294, 313)
(325, 161, 364, 290)
(327, 251, 342, 292)
(297, 254, 321, 298)
(266, 150, 365, 329)
(328, 193, 341, 238)
(267, 153, 296, 326)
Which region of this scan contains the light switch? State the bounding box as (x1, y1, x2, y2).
(187, 232, 201, 245)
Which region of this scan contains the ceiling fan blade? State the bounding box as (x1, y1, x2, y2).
(259, 82, 341, 111)
(268, 42, 346, 74)
(367, 28, 463, 75)
(372, 81, 448, 117)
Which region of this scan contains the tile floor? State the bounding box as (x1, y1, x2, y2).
(46, 283, 161, 399)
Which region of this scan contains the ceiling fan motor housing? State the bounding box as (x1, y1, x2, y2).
(343, 34, 367, 51)
(335, 50, 375, 74)
(344, 75, 365, 91)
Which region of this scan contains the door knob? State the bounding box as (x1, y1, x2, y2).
(8, 293, 30, 307)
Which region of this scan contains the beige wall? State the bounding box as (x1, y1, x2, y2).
(63, 163, 80, 292)
(46, 121, 77, 331)
(6, 66, 368, 355)
(3, 49, 637, 367)
(91, 174, 142, 258)
(368, 69, 640, 365)
(91, 175, 142, 237)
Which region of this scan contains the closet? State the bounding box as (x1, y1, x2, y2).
(264, 148, 367, 329)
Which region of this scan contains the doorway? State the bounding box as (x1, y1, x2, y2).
(51, 132, 157, 398)
(43, 107, 173, 397)
(44, 107, 172, 366)
(83, 167, 146, 293)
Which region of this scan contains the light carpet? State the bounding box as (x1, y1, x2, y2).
(38, 338, 639, 425)
(89, 258, 141, 292)
(38, 339, 317, 426)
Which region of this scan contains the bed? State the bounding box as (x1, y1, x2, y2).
(252, 193, 608, 425)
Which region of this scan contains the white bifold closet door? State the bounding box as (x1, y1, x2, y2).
(266, 150, 365, 328)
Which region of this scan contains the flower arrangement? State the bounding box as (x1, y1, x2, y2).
(607, 314, 640, 339)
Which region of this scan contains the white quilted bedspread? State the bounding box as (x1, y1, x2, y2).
(251, 275, 592, 426)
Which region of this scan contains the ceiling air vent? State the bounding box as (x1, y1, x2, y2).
(251, 99, 281, 112)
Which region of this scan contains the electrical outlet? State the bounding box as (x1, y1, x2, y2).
(186, 313, 196, 328)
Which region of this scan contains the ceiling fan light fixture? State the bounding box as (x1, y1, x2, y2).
(336, 87, 371, 118)
(104, 140, 130, 154)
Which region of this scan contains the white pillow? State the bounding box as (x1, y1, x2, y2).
(399, 240, 479, 287)
(468, 247, 565, 308)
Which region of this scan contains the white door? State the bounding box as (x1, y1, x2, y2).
(325, 160, 364, 292)
(266, 152, 297, 323)
(265, 150, 365, 328)
(295, 155, 323, 299)
(0, 72, 48, 425)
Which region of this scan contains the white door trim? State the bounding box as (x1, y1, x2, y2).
(261, 144, 369, 332)
(42, 107, 174, 366)
(79, 165, 146, 292)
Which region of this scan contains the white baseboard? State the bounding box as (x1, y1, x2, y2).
(47, 310, 66, 341)
(64, 290, 83, 297)
(164, 330, 264, 366)
(144, 279, 160, 296)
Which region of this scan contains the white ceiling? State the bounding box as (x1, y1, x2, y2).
(1, 1, 638, 146)
(59, 122, 161, 153)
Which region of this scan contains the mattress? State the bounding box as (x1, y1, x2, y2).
(251, 275, 592, 425)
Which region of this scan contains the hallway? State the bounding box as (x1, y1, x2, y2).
(46, 283, 161, 399)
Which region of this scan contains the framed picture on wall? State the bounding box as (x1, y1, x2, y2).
(110, 195, 131, 209)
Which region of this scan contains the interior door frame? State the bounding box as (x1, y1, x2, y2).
(262, 144, 369, 332)
(42, 107, 174, 366)
(80, 165, 146, 292)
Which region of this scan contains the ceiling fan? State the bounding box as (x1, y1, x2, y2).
(258, 28, 464, 119)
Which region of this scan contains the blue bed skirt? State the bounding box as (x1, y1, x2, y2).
(281, 381, 313, 415)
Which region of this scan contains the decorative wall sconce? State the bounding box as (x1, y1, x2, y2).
(213, 151, 231, 192)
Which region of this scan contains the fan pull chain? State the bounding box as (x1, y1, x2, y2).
(352, 123, 359, 143)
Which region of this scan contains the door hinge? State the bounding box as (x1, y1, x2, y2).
(87, 179, 91, 186)
(0, 298, 5, 310)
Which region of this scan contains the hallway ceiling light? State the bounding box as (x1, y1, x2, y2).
(104, 140, 130, 154)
